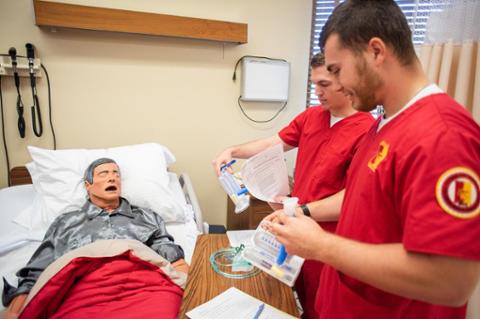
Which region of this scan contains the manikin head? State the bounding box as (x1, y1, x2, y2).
(84, 158, 121, 211)
(319, 0, 418, 112)
(310, 52, 353, 116)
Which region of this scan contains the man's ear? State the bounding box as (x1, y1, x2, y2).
(368, 37, 386, 65)
(85, 181, 92, 193)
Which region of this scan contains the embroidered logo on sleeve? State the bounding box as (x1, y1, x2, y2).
(368, 141, 389, 172)
(435, 167, 480, 219)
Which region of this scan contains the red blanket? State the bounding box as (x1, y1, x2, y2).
(19, 251, 183, 319)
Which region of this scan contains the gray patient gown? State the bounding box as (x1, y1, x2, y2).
(2, 198, 184, 306)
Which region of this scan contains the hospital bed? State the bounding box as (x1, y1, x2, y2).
(0, 165, 205, 315)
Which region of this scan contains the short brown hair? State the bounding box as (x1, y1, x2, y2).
(310, 52, 325, 68)
(319, 0, 416, 65)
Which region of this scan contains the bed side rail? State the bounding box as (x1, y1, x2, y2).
(179, 173, 208, 233)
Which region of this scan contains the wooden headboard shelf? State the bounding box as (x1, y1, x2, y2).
(33, 0, 248, 44)
(10, 166, 32, 186)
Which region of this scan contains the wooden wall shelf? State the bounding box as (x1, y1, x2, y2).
(33, 0, 248, 44)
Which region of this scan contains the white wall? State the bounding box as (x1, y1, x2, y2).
(0, 0, 312, 226)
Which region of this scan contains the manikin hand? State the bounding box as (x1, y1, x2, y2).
(172, 259, 189, 274)
(5, 294, 27, 319)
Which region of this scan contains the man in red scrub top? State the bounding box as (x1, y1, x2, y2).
(212, 53, 374, 319)
(269, 1, 480, 318)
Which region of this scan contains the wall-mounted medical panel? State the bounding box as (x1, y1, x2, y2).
(0, 56, 41, 78)
(241, 58, 290, 102)
(33, 0, 248, 44)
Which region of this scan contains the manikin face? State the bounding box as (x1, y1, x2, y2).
(311, 65, 351, 112)
(324, 34, 383, 112)
(85, 162, 121, 207)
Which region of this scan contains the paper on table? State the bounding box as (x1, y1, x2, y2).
(186, 287, 297, 319)
(240, 144, 289, 203)
(226, 230, 255, 248)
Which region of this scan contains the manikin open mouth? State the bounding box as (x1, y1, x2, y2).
(105, 186, 117, 192)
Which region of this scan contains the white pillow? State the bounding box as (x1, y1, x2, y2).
(15, 143, 186, 230)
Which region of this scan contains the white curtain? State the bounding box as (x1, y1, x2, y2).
(418, 0, 480, 123)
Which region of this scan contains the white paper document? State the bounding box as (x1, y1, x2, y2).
(186, 287, 297, 319)
(240, 144, 289, 203)
(226, 230, 255, 248)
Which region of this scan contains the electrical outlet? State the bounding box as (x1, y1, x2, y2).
(0, 56, 41, 77)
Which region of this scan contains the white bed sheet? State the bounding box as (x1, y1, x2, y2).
(0, 173, 199, 312)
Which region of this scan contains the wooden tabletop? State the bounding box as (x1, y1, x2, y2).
(178, 234, 299, 318)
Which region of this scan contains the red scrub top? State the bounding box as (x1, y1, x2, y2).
(317, 93, 480, 319)
(279, 106, 374, 219)
(279, 106, 373, 319)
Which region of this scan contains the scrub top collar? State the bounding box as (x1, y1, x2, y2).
(377, 84, 443, 132)
(330, 113, 345, 127)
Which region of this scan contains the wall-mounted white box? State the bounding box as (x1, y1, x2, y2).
(0, 56, 41, 77)
(240, 57, 290, 102)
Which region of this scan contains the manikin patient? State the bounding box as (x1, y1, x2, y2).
(2, 158, 188, 317)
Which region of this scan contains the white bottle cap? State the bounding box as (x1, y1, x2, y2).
(282, 197, 299, 217)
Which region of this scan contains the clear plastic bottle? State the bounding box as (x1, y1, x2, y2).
(218, 166, 250, 213)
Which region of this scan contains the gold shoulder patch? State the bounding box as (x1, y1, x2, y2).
(435, 167, 480, 219)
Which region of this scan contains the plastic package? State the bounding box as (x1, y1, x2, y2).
(242, 219, 304, 286)
(218, 161, 250, 213)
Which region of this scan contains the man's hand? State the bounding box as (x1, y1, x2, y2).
(263, 204, 306, 226)
(212, 136, 290, 177)
(267, 195, 290, 211)
(212, 148, 233, 176)
(268, 213, 480, 307)
(262, 210, 282, 225)
(270, 212, 325, 259)
(268, 202, 283, 211)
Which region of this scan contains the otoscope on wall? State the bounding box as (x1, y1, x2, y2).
(26, 43, 43, 137)
(8, 47, 26, 138)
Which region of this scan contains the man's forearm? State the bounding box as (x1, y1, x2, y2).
(315, 233, 480, 306)
(213, 135, 295, 176)
(308, 189, 344, 222)
(230, 135, 291, 159)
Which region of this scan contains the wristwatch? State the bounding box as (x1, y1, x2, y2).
(300, 204, 311, 217)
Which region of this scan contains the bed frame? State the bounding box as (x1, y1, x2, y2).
(9, 167, 32, 186)
(9, 166, 207, 233)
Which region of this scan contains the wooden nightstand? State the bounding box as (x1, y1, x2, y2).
(178, 234, 299, 318)
(227, 195, 273, 230)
